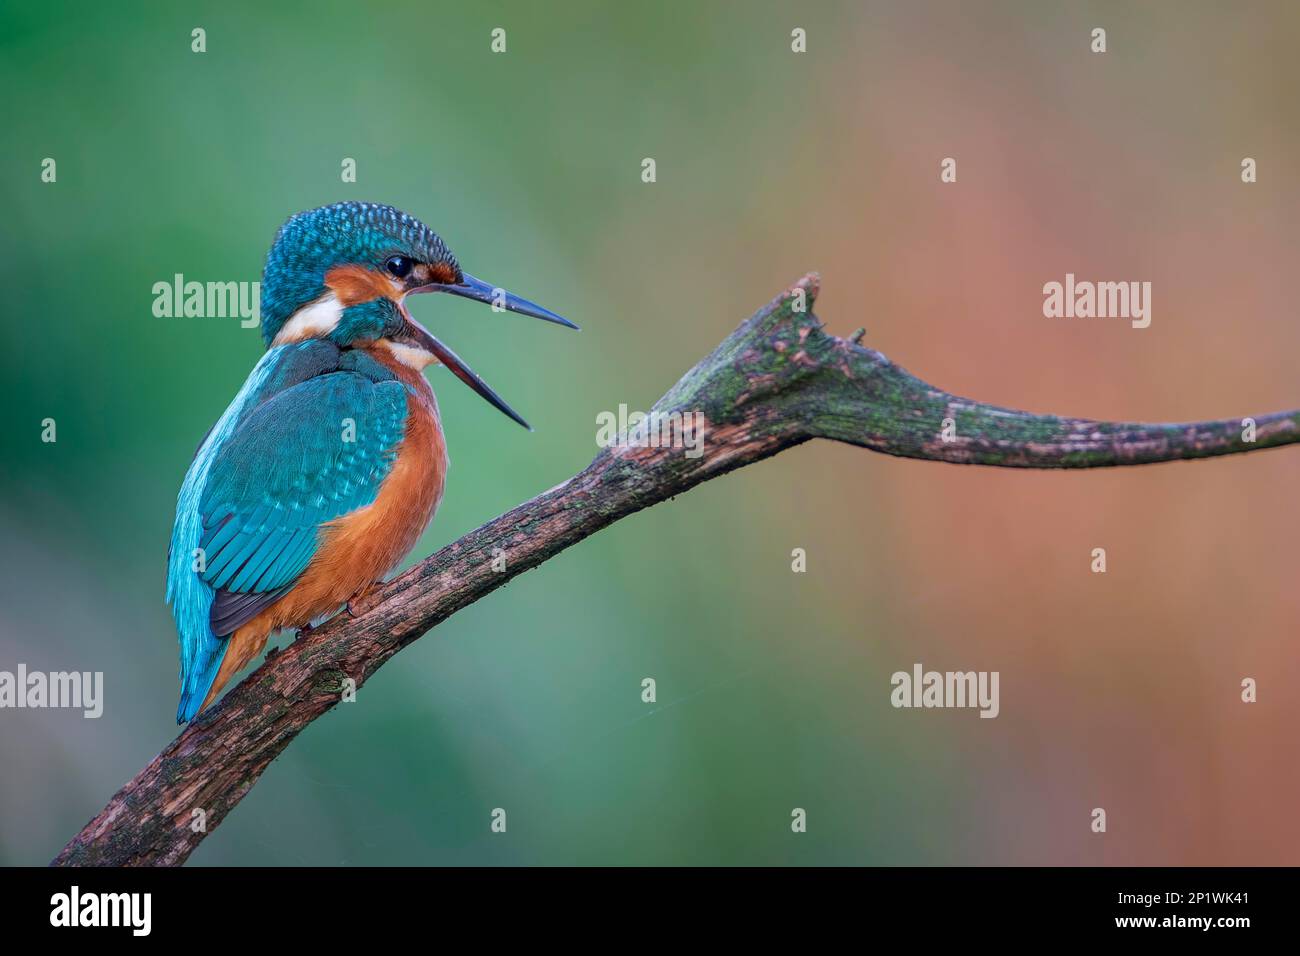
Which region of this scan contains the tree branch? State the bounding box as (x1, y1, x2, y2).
(52, 273, 1299, 866)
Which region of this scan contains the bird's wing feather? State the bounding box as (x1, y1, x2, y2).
(168, 348, 407, 722)
(198, 370, 409, 608)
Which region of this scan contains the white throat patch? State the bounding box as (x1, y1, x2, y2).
(272, 293, 343, 345)
(381, 339, 437, 370)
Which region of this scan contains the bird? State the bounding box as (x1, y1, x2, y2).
(166, 201, 576, 723)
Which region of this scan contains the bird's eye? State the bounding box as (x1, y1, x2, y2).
(385, 255, 413, 279)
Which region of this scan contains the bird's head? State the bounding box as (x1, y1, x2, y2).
(259, 201, 576, 428)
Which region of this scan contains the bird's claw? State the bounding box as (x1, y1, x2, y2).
(346, 582, 383, 618)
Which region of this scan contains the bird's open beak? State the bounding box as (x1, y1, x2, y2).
(414, 272, 579, 330)
(401, 273, 578, 430)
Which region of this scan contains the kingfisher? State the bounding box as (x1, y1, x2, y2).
(166, 201, 576, 723)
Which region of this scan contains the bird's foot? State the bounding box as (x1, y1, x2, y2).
(346, 582, 384, 618)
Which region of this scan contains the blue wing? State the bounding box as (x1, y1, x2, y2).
(167, 343, 408, 722)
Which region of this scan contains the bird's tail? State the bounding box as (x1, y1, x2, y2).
(177, 635, 228, 724)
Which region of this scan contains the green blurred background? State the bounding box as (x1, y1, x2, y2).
(2, 1, 1298, 865)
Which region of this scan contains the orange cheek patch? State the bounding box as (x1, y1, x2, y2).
(325, 264, 401, 306)
(420, 261, 457, 286)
